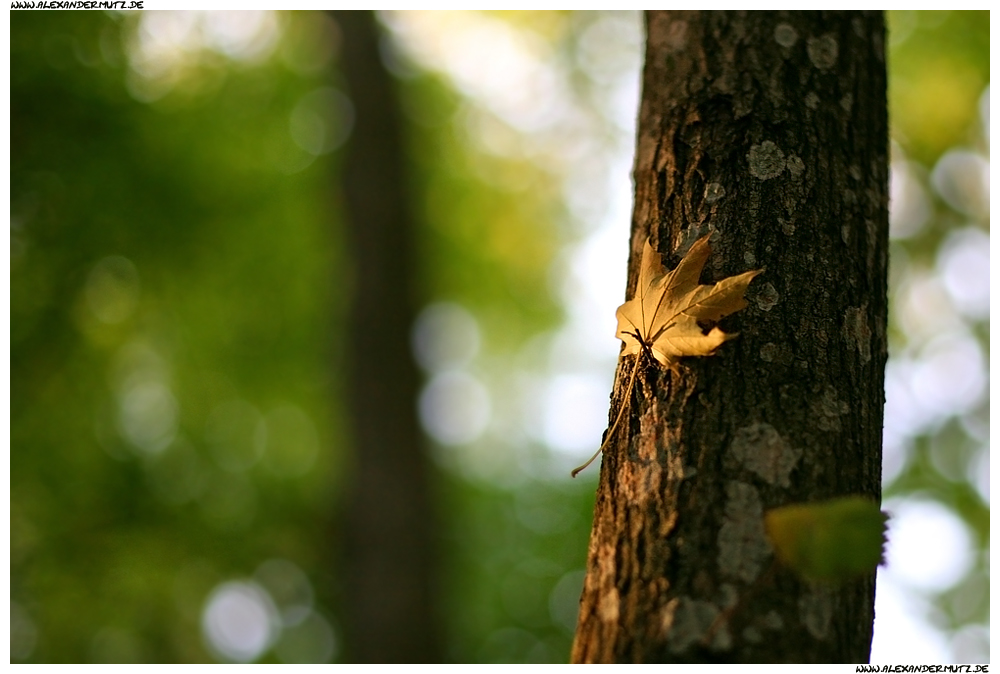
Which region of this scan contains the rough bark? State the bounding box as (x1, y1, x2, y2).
(334, 11, 443, 663)
(572, 11, 887, 663)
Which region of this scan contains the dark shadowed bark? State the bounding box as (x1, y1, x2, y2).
(572, 11, 887, 663)
(333, 10, 443, 663)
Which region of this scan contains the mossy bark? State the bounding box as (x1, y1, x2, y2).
(572, 11, 888, 663)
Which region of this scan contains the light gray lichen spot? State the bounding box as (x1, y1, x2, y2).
(705, 182, 726, 204)
(762, 610, 784, 630)
(779, 217, 796, 235)
(759, 342, 780, 362)
(666, 597, 726, 653)
(730, 422, 802, 488)
(744, 250, 756, 266)
(786, 153, 805, 179)
(719, 583, 739, 610)
(852, 16, 865, 38)
(805, 91, 820, 109)
(748, 141, 785, 180)
(850, 164, 862, 181)
(843, 305, 872, 363)
(666, 20, 689, 52)
(840, 92, 854, 112)
(755, 282, 780, 311)
(799, 585, 834, 640)
(807, 33, 838, 70)
(713, 625, 732, 651)
(774, 23, 798, 48)
(841, 224, 851, 245)
(717, 481, 771, 583)
(811, 386, 849, 432)
(745, 609, 783, 643)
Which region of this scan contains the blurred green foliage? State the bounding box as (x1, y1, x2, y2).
(9, 10, 989, 663)
(765, 497, 889, 582)
(12, 11, 347, 662)
(881, 10, 989, 660)
(10, 10, 577, 663)
(887, 11, 989, 164)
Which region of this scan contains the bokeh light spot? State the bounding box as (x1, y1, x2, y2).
(255, 559, 314, 626)
(118, 379, 178, 455)
(884, 498, 974, 592)
(273, 611, 338, 664)
(889, 158, 931, 240)
(936, 227, 989, 319)
(289, 87, 354, 156)
(542, 374, 608, 454)
(931, 150, 990, 219)
(201, 581, 278, 663)
(419, 371, 491, 445)
(412, 302, 481, 374)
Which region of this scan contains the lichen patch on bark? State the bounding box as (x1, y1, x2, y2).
(717, 481, 772, 583)
(786, 153, 806, 178)
(729, 422, 802, 487)
(664, 597, 731, 653)
(807, 33, 839, 69)
(754, 282, 780, 311)
(664, 20, 689, 52)
(774, 23, 798, 48)
(844, 305, 872, 363)
(762, 610, 784, 630)
(705, 182, 726, 203)
(748, 141, 786, 180)
(810, 386, 849, 431)
(744, 607, 787, 643)
(799, 584, 835, 640)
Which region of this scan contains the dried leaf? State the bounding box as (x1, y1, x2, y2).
(572, 233, 760, 477)
(615, 235, 762, 366)
(765, 496, 889, 582)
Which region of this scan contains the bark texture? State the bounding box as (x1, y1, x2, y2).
(334, 11, 443, 663)
(572, 11, 887, 663)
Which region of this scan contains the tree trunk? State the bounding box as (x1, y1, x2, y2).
(334, 11, 443, 663)
(572, 11, 887, 663)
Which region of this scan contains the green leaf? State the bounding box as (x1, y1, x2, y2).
(764, 496, 889, 582)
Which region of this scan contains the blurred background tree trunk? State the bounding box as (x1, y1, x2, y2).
(572, 11, 888, 663)
(333, 10, 443, 663)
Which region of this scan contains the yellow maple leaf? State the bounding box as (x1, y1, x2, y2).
(572, 234, 761, 477)
(616, 234, 761, 366)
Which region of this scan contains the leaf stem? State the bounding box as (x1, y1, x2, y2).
(571, 353, 642, 478)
